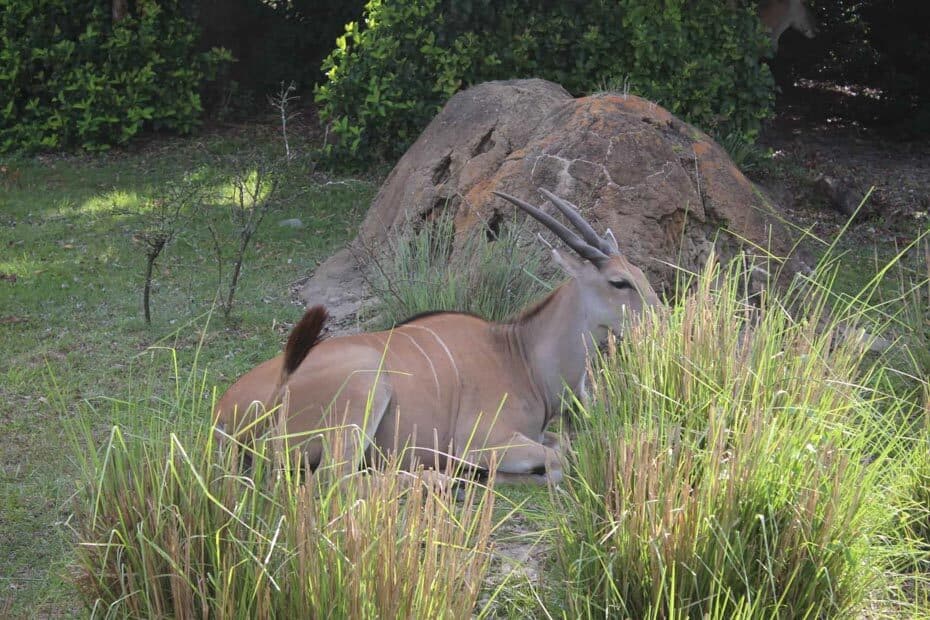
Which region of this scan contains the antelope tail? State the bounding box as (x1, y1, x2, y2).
(278, 305, 329, 388)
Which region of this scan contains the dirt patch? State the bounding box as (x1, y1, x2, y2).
(756, 83, 930, 249)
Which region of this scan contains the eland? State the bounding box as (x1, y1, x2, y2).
(758, 0, 818, 52)
(214, 189, 659, 485)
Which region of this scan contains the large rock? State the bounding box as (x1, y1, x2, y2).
(302, 78, 807, 318)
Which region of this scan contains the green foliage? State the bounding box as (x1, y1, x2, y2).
(0, 0, 231, 152)
(553, 257, 911, 617)
(363, 208, 554, 327)
(717, 132, 773, 175)
(316, 0, 773, 164)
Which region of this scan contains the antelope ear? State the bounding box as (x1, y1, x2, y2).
(551, 248, 585, 277)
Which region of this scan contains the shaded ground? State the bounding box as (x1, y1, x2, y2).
(757, 81, 930, 248)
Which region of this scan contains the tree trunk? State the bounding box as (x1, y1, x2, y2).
(143, 254, 156, 324)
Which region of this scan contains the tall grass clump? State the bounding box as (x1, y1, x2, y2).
(71, 356, 497, 618)
(898, 429, 930, 563)
(364, 209, 553, 327)
(553, 255, 910, 618)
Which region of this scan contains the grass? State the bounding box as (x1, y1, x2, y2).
(362, 207, 554, 328)
(0, 125, 376, 616)
(553, 256, 920, 617)
(71, 355, 498, 618)
(2, 127, 930, 617)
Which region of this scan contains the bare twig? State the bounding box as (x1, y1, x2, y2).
(209, 153, 283, 319)
(269, 81, 299, 161)
(204, 81, 297, 319)
(136, 178, 203, 323)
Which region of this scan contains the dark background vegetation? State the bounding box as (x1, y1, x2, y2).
(771, 0, 930, 136)
(195, 0, 365, 112)
(2, 0, 928, 158)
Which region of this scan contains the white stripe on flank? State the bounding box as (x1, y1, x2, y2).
(397, 330, 441, 399)
(403, 324, 461, 385)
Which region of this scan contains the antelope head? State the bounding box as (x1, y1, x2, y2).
(790, 0, 818, 39)
(494, 189, 659, 341)
(760, 0, 818, 51)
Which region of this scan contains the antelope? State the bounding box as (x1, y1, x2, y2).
(214, 189, 659, 485)
(758, 0, 818, 52)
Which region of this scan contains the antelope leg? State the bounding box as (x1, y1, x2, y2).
(466, 432, 564, 486)
(287, 364, 393, 477)
(541, 430, 563, 452)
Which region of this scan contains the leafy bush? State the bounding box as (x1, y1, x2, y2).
(553, 257, 910, 617)
(0, 0, 230, 152)
(316, 0, 773, 163)
(362, 208, 554, 327)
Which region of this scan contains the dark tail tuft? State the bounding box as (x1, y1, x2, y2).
(281, 305, 328, 381)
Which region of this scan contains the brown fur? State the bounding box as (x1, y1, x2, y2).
(505, 285, 562, 325)
(214, 191, 661, 486)
(280, 305, 328, 383)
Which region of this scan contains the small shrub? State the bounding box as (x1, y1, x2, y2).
(203, 88, 304, 319)
(316, 0, 773, 164)
(205, 153, 284, 319)
(362, 209, 554, 327)
(72, 356, 498, 617)
(553, 257, 904, 617)
(134, 175, 205, 324)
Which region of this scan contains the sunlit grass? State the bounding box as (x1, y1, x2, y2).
(551, 255, 929, 617)
(71, 350, 500, 618)
(0, 254, 39, 278)
(77, 189, 146, 215)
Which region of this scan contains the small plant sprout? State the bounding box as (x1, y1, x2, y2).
(269, 80, 299, 161)
(136, 176, 203, 323)
(207, 154, 282, 319)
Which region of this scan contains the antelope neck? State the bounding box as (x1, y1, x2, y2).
(511, 279, 592, 421)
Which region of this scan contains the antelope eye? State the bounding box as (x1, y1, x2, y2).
(609, 279, 633, 290)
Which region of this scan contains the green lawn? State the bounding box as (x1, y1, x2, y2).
(0, 129, 376, 616)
